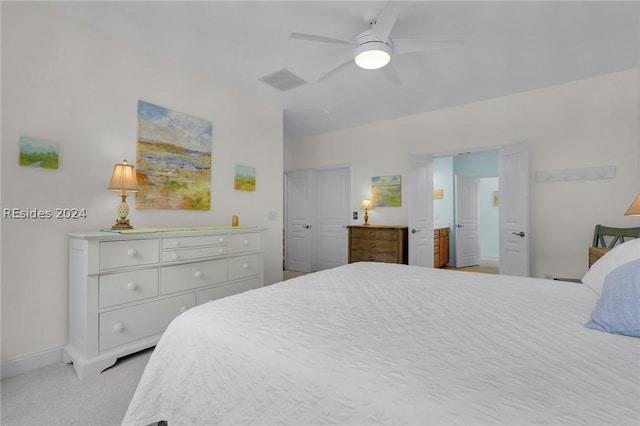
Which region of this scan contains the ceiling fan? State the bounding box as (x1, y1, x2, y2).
(290, 2, 463, 86)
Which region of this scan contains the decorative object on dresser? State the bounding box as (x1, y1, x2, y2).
(63, 227, 265, 380)
(434, 227, 450, 268)
(360, 199, 372, 226)
(108, 159, 139, 230)
(348, 225, 408, 264)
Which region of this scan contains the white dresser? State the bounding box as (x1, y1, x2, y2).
(63, 227, 265, 380)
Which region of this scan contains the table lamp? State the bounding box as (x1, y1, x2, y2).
(108, 159, 139, 230)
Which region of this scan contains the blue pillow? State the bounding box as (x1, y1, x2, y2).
(585, 258, 640, 337)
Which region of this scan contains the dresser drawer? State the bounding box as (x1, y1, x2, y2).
(161, 259, 228, 295)
(229, 233, 261, 253)
(350, 251, 399, 263)
(99, 239, 159, 270)
(99, 293, 195, 351)
(197, 277, 260, 305)
(162, 235, 227, 249)
(350, 228, 399, 241)
(162, 245, 228, 263)
(228, 254, 261, 281)
(99, 269, 158, 308)
(351, 239, 398, 253)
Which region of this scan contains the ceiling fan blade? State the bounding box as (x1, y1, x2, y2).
(381, 64, 402, 87)
(318, 58, 354, 83)
(393, 38, 465, 55)
(290, 32, 352, 46)
(372, 1, 400, 41)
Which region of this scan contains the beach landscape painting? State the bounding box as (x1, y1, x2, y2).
(136, 100, 212, 210)
(19, 136, 59, 169)
(372, 175, 402, 207)
(234, 165, 256, 191)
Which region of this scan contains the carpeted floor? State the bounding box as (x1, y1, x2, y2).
(1, 348, 153, 426)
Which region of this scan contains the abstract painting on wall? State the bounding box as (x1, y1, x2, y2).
(19, 136, 59, 169)
(234, 165, 256, 191)
(136, 100, 212, 210)
(372, 175, 402, 207)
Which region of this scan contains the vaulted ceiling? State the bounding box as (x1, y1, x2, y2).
(48, 1, 640, 140)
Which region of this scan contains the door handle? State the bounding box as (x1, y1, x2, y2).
(456, 224, 464, 228)
(411, 228, 422, 234)
(302, 225, 311, 229)
(512, 231, 525, 237)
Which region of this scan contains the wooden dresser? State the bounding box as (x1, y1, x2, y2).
(348, 225, 408, 264)
(64, 227, 264, 380)
(434, 227, 450, 268)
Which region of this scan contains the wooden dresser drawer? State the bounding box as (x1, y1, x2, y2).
(99, 239, 159, 270)
(162, 245, 228, 262)
(350, 228, 398, 241)
(229, 233, 261, 253)
(162, 235, 227, 249)
(99, 269, 158, 308)
(350, 251, 399, 263)
(351, 239, 399, 253)
(99, 293, 195, 351)
(160, 259, 228, 295)
(229, 254, 261, 280)
(197, 278, 260, 305)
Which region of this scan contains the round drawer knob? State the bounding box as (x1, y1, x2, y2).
(114, 323, 125, 332)
(194, 270, 203, 278)
(242, 262, 249, 269)
(369, 232, 376, 237)
(243, 239, 249, 246)
(127, 281, 137, 291)
(218, 248, 224, 254)
(172, 253, 179, 260)
(219, 237, 225, 243)
(127, 248, 137, 257)
(171, 240, 179, 247)
(369, 243, 375, 248)
(180, 306, 188, 313)
(369, 256, 376, 261)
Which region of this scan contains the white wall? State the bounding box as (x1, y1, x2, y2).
(1, 3, 283, 363)
(286, 69, 640, 280)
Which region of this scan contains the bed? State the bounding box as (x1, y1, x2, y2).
(123, 239, 640, 426)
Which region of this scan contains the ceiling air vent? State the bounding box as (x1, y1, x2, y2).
(258, 68, 307, 92)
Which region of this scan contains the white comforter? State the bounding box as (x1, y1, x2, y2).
(123, 263, 640, 425)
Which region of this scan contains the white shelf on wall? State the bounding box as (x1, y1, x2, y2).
(535, 166, 616, 183)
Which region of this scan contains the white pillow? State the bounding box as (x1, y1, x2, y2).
(582, 238, 640, 296)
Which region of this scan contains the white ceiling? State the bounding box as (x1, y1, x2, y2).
(48, 1, 640, 140)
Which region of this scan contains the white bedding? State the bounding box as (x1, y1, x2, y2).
(123, 263, 640, 426)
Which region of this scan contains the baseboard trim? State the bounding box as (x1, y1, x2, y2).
(480, 256, 499, 267)
(1, 345, 64, 379)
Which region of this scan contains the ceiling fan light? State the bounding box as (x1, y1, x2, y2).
(355, 48, 391, 69)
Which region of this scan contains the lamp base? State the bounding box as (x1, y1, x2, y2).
(111, 218, 133, 230)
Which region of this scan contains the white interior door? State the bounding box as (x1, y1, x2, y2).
(408, 154, 434, 267)
(285, 170, 311, 272)
(499, 141, 530, 277)
(313, 167, 350, 271)
(455, 175, 480, 268)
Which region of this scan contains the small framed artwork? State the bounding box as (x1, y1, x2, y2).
(433, 189, 443, 199)
(234, 164, 256, 191)
(372, 175, 401, 207)
(19, 136, 59, 169)
(493, 190, 499, 206)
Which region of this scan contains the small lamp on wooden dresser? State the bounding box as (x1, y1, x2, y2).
(348, 225, 408, 264)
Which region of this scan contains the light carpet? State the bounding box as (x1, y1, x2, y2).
(1, 348, 152, 426)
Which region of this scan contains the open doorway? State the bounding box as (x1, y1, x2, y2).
(433, 151, 499, 272)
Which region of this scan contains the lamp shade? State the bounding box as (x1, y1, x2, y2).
(361, 199, 372, 209)
(624, 194, 640, 216)
(108, 159, 139, 192)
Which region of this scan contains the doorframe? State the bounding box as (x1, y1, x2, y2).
(409, 143, 528, 275)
